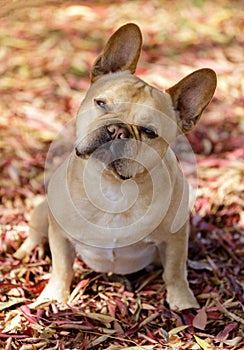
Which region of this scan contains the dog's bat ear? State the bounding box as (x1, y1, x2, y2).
(91, 23, 142, 82)
(166, 68, 217, 133)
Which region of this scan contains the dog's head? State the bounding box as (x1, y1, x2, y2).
(75, 23, 217, 180)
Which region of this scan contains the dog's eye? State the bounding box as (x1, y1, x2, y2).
(94, 99, 107, 110)
(140, 127, 158, 138)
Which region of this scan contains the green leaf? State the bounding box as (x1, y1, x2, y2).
(86, 312, 115, 323)
(131, 297, 142, 323)
(168, 325, 189, 335)
(194, 335, 213, 350)
(88, 335, 109, 349)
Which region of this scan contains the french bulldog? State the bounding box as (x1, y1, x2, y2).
(14, 23, 217, 310)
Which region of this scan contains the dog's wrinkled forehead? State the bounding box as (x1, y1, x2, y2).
(82, 73, 175, 122)
(76, 72, 178, 144)
(92, 74, 149, 101)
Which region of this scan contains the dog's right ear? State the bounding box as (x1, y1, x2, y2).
(91, 23, 142, 82)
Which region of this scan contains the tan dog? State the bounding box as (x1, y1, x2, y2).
(14, 23, 216, 310)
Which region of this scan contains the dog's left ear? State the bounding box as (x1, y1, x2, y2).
(91, 23, 142, 82)
(166, 68, 217, 133)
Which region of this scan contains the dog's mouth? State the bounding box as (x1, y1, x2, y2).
(75, 140, 135, 181)
(109, 159, 133, 180)
(75, 122, 147, 180)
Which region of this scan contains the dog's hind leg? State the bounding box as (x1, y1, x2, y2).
(14, 199, 49, 259)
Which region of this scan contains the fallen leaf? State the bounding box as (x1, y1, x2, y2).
(215, 322, 238, 341)
(2, 311, 22, 333)
(168, 325, 189, 335)
(105, 347, 154, 350)
(0, 297, 27, 311)
(193, 308, 207, 330)
(194, 335, 213, 350)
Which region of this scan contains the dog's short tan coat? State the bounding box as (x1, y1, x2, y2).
(15, 23, 216, 310)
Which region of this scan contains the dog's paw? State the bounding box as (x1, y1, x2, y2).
(167, 286, 200, 310)
(29, 298, 52, 309)
(29, 293, 67, 309)
(29, 279, 70, 309)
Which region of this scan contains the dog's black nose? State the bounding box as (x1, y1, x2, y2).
(107, 124, 130, 140)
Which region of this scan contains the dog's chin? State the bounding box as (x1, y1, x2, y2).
(109, 162, 133, 181)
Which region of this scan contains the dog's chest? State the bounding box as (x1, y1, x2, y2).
(79, 181, 153, 228)
(48, 153, 176, 250)
(69, 182, 161, 274)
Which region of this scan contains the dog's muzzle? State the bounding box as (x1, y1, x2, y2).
(75, 122, 131, 156)
(75, 123, 135, 180)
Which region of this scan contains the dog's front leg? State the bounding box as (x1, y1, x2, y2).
(158, 223, 199, 310)
(32, 216, 75, 306)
